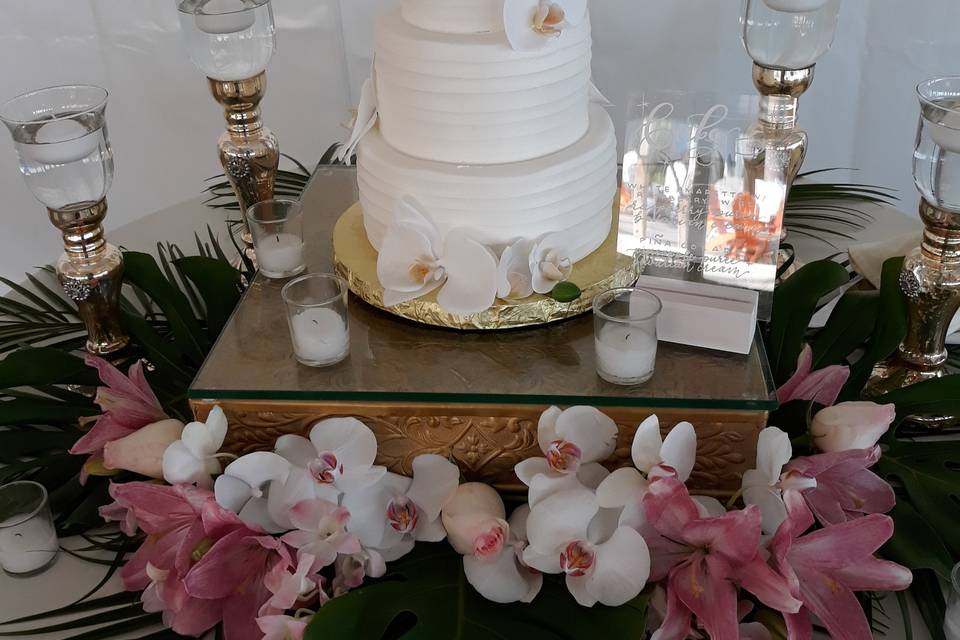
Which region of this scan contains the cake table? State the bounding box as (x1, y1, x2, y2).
(190, 166, 777, 496)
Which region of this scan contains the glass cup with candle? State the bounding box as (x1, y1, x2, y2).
(0, 481, 58, 576)
(946, 562, 960, 640)
(247, 199, 307, 279)
(281, 273, 350, 367)
(593, 288, 662, 386)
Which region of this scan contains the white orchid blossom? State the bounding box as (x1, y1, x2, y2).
(281, 498, 362, 571)
(522, 488, 650, 607)
(268, 418, 387, 528)
(376, 197, 499, 316)
(503, 0, 588, 51)
(342, 454, 460, 562)
(741, 427, 817, 534)
(514, 406, 619, 507)
(463, 504, 543, 604)
(529, 233, 574, 294)
(214, 451, 291, 533)
(335, 59, 378, 165)
(595, 415, 696, 513)
(497, 238, 536, 301)
(161, 406, 229, 489)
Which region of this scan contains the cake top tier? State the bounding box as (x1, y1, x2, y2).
(401, 0, 505, 34)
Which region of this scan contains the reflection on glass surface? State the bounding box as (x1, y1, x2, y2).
(741, 0, 841, 70)
(915, 77, 960, 212)
(192, 168, 777, 409)
(176, 0, 276, 81)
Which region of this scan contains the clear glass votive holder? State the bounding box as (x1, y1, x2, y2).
(281, 273, 350, 367)
(946, 562, 960, 640)
(247, 199, 306, 279)
(0, 481, 58, 576)
(593, 288, 663, 386)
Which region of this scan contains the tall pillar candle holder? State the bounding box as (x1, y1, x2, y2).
(866, 78, 960, 428)
(0, 85, 129, 355)
(176, 0, 280, 267)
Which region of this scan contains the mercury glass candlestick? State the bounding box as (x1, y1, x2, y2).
(741, 0, 842, 187)
(176, 0, 280, 267)
(0, 85, 128, 355)
(866, 78, 960, 428)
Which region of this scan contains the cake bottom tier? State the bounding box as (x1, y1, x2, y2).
(357, 104, 618, 263)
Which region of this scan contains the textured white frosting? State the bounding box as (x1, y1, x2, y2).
(374, 7, 592, 165)
(358, 105, 617, 263)
(401, 0, 504, 34)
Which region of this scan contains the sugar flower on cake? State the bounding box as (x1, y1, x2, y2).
(268, 418, 387, 528)
(530, 232, 574, 294)
(497, 238, 536, 301)
(522, 487, 651, 607)
(514, 406, 619, 506)
(377, 197, 499, 316)
(335, 59, 378, 166)
(342, 454, 460, 561)
(503, 0, 588, 51)
(595, 415, 697, 516)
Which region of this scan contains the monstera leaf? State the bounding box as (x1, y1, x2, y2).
(306, 544, 649, 640)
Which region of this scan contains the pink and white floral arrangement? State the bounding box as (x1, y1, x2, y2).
(80, 354, 912, 640)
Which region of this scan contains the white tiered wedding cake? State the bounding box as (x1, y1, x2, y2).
(339, 0, 617, 316)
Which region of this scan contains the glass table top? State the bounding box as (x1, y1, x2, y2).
(190, 167, 777, 410)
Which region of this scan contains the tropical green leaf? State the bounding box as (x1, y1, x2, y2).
(877, 375, 960, 424)
(882, 500, 954, 578)
(0, 591, 140, 626)
(122, 252, 207, 366)
(0, 430, 79, 462)
(809, 290, 879, 369)
(307, 544, 649, 640)
(0, 398, 97, 425)
(173, 256, 243, 339)
(909, 570, 947, 640)
(0, 348, 100, 388)
(875, 439, 960, 562)
(768, 259, 850, 382)
(841, 257, 907, 400)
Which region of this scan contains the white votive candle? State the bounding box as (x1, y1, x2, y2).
(0, 513, 58, 575)
(595, 324, 658, 385)
(257, 233, 305, 278)
(762, 0, 830, 12)
(195, 0, 256, 34)
(289, 307, 350, 366)
(27, 119, 99, 165)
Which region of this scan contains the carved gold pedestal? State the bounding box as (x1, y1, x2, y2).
(191, 399, 766, 497)
(49, 199, 128, 355)
(208, 72, 280, 267)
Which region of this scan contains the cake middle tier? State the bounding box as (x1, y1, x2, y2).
(374, 7, 593, 165)
(358, 104, 617, 263)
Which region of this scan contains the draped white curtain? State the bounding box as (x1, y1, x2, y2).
(1, 0, 957, 277)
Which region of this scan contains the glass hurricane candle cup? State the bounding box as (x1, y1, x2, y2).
(946, 562, 960, 640)
(0, 481, 58, 576)
(0, 84, 128, 355)
(593, 288, 663, 386)
(281, 274, 350, 367)
(247, 199, 306, 278)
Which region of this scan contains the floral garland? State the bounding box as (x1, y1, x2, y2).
(75, 346, 912, 640)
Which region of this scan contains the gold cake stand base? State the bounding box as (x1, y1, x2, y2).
(333, 203, 637, 330)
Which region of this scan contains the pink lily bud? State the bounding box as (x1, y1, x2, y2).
(103, 419, 185, 478)
(441, 483, 508, 557)
(810, 401, 896, 453)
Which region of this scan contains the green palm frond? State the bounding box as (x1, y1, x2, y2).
(785, 169, 898, 241)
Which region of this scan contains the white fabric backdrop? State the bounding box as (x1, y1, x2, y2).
(1, 0, 958, 278)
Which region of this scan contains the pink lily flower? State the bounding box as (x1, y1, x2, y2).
(141, 562, 224, 637)
(98, 494, 138, 537)
(184, 523, 294, 640)
(641, 476, 801, 640)
(777, 345, 849, 406)
(261, 553, 326, 614)
(107, 482, 212, 591)
(257, 614, 309, 640)
(71, 356, 167, 457)
(784, 446, 895, 526)
(770, 491, 912, 640)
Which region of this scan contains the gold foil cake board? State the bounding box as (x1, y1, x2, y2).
(333, 203, 636, 330)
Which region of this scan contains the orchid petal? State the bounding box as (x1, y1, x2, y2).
(757, 427, 792, 483)
(530, 233, 574, 294)
(223, 452, 291, 489)
(407, 454, 460, 522)
(338, 465, 388, 494)
(341, 477, 396, 549)
(659, 421, 696, 482)
(565, 572, 597, 607)
(537, 406, 563, 453)
(437, 229, 499, 316)
(585, 526, 650, 606)
(554, 406, 618, 463)
(464, 547, 542, 604)
(576, 463, 610, 490)
(596, 467, 646, 509)
(742, 471, 787, 535)
(561, 0, 588, 24)
(497, 238, 535, 300)
(526, 488, 598, 554)
(631, 415, 664, 474)
(377, 223, 441, 294)
(273, 435, 315, 468)
(336, 77, 378, 166)
(527, 470, 583, 508)
(589, 80, 612, 107)
(161, 441, 212, 488)
(503, 0, 553, 52)
(522, 545, 562, 574)
(378, 537, 416, 563)
(413, 514, 447, 542)
(587, 507, 622, 545)
(508, 504, 532, 542)
(238, 497, 286, 534)
(515, 457, 552, 486)
(309, 417, 378, 468)
(215, 474, 255, 513)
